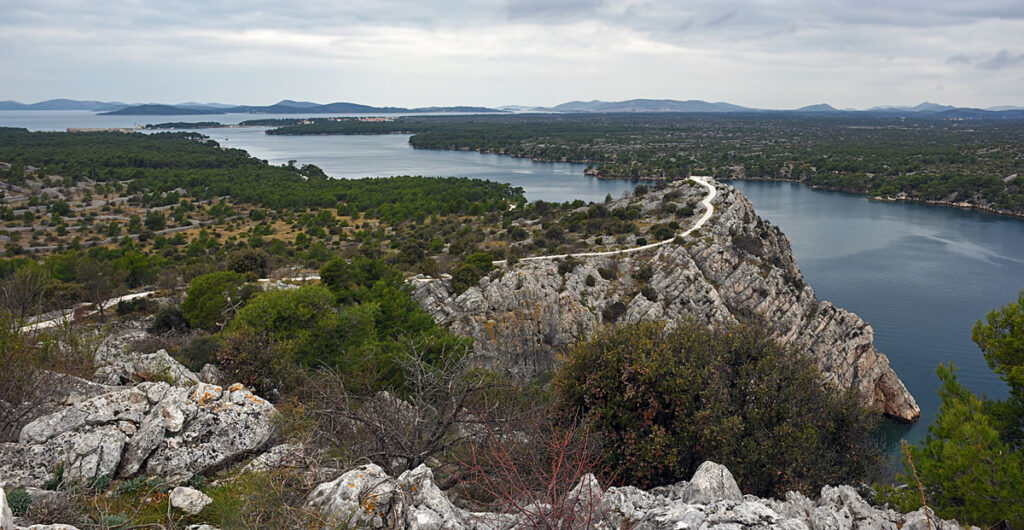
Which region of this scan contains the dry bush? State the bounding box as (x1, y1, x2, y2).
(26, 492, 88, 527)
(127, 332, 188, 356)
(455, 403, 607, 527)
(0, 315, 51, 440)
(36, 319, 98, 379)
(1, 266, 47, 321)
(1, 317, 100, 440)
(304, 336, 491, 478)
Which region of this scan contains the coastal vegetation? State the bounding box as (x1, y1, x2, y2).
(269, 113, 1024, 216)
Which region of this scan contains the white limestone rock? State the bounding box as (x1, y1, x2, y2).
(1, 382, 277, 489)
(682, 461, 744, 505)
(307, 464, 398, 528)
(397, 465, 464, 529)
(241, 443, 306, 474)
(170, 486, 212, 515)
(1, 487, 13, 530)
(143, 383, 277, 482)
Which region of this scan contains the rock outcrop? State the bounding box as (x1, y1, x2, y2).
(0, 382, 277, 489)
(414, 178, 920, 422)
(306, 460, 967, 529)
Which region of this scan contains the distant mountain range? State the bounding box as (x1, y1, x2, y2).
(1, 98, 1022, 119)
(0, 99, 129, 111)
(499, 99, 1024, 118)
(532, 98, 1024, 119)
(100, 100, 506, 116)
(0, 99, 505, 115)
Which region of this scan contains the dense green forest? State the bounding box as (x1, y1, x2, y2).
(0, 127, 520, 214)
(270, 114, 1024, 215)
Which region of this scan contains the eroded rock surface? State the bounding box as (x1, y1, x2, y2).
(414, 179, 919, 422)
(0, 382, 277, 489)
(307, 461, 967, 530)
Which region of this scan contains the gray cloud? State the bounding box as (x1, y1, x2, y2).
(977, 50, 1024, 70)
(0, 0, 1021, 108)
(706, 9, 738, 27)
(946, 55, 976, 65)
(945, 50, 1024, 70)
(505, 0, 608, 19)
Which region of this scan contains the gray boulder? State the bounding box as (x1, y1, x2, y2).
(308, 463, 468, 529)
(241, 443, 306, 474)
(63, 425, 126, 483)
(19, 385, 153, 445)
(143, 383, 278, 482)
(170, 486, 212, 515)
(397, 465, 464, 529)
(682, 461, 744, 505)
(198, 364, 224, 385)
(307, 463, 399, 528)
(0, 382, 277, 489)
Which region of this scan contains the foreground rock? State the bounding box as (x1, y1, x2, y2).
(414, 178, 919, 422)
(1, 487, 12, 530)
(170, 486, 213, 515)
(307, 463, 470, 529)
(0, 382, 277, 489)
(307, 461, 966, 529)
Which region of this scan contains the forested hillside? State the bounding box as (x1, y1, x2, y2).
(269, 114, 1024, 215)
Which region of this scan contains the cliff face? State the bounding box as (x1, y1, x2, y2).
(414, 179, 920, 422)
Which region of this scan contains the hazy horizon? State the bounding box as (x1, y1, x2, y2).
(1, 0, 1022, 109)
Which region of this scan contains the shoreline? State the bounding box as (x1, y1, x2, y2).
(446, 144, 1024, 219)
(717, 176, 1024, 220)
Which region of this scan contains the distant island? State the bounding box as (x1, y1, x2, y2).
(2, 97, 1022, 118)
(102, 101, 508, 116)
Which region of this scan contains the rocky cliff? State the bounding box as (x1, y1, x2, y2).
(414, 178, 920, 422)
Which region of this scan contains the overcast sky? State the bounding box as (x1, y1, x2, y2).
(1, 0, 1022, 109)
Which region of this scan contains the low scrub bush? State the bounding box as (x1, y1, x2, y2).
(555, 320, 884, 497)
(7, 488, 31, 516)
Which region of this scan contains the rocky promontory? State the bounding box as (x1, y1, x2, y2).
(414, 178, 920, 422)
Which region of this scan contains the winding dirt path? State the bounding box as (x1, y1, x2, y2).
(492, 176, 717, 266)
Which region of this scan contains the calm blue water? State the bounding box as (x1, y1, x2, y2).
(193, 129, 638, 203)
(4, 111, 1022, 446)
(0, 110, 639, 203)
(729, 180, 1021, 446)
